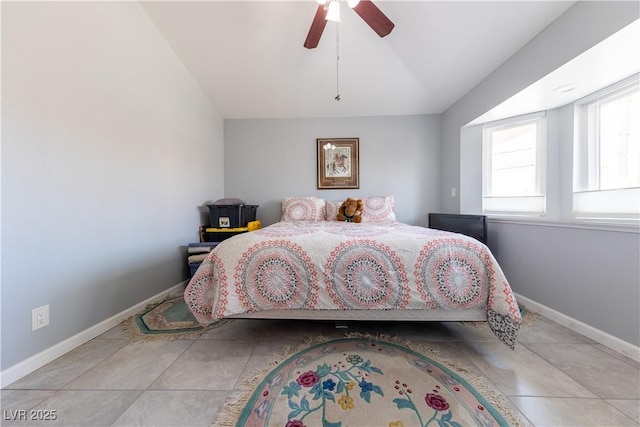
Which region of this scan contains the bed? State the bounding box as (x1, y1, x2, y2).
(184, 196, 522, 349)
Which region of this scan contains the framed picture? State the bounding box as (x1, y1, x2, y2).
(317, 138, 360, 189)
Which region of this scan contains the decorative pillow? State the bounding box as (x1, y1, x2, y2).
(361, 195, 396, 222)
(281, 197, 326, 222)
(324, 200, 341, 221)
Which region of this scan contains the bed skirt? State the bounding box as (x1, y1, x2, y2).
(225, 308, 487, 322)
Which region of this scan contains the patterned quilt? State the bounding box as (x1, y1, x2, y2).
(184, 221, 521, 348)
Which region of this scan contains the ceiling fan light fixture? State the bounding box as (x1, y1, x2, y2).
(304, 0, 394, 49)
(326, 0, 341, 22)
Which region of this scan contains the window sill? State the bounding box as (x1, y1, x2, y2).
(486, 216, 640, 234)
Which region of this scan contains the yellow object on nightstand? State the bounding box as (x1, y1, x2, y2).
(247, 220, 262, 231)
(204, 227, 248, 232)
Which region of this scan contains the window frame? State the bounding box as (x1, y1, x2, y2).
(482, 112, 547, 216)
(573, 74, 639, 221)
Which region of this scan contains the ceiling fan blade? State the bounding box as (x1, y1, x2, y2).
(352, 0, 394, 38)
(304, 4, 328, 49)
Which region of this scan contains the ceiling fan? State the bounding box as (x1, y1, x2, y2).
(304, 0, 395, 49)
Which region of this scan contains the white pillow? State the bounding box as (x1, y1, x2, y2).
(281, 197, 326, 221)
(361, 195, 396, 222)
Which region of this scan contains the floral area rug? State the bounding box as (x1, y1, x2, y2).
(120, 294, 232, 341)
(214, 335, 525, 427)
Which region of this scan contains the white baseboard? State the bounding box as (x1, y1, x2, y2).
(0, 282, 186, 388)
(516, 293, 640, 362)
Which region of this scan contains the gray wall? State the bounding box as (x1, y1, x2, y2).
(488, 221, 640, 346)
(443, 1, 640, 346)
(1, 2, 225, 369)
(224, 115, 441, 227)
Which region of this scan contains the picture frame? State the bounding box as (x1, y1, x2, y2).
(317, 138, 360, 189)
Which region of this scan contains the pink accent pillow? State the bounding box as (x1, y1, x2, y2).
(281, 197, 326, 222)
(325, 196, 396, 221)
(324, 200, 341, 221)
(361, 195, 396, 222)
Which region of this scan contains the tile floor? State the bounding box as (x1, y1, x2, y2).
(2, 312, 639, 426)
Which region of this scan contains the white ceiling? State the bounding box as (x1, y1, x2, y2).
(140, 1, 577, 119)
(472, 18, 640, 125)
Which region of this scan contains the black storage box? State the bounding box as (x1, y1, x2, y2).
(202, 229, 248, 243)
(428, 213, 487, 244)
(207, 204, 258, 228)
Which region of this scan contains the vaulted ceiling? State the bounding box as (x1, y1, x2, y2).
(140, 1, 576, 119)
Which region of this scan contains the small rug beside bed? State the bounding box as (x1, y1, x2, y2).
(121, 294, 231, 341)
(214, 335, 525, 427)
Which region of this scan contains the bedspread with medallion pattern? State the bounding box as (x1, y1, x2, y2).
(184, 221, 521, 348)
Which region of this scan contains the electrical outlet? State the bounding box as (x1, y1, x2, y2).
(32, 305, 50, 331)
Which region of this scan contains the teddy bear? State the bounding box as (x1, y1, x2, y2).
(336, 198, 364, 223)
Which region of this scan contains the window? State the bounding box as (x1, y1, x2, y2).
(574, 75, 640, 220)
(482, 113, 546, 215)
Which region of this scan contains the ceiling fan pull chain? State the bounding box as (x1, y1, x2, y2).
(335, 21, 341, 101)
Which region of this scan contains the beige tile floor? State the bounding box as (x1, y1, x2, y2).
(2, 313, 639, 426)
